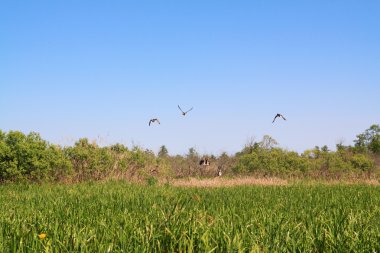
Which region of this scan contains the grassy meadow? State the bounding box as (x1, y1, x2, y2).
(1, 180, 380, 252)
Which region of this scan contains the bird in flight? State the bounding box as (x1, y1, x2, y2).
(272, 113, 286, 123)
(178, 105, 193, 116)
(149, 118, 160, 126)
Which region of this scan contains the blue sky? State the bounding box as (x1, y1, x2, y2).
(1, 0, 379, 155)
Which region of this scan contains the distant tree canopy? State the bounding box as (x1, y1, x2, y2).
(187, 147, 199, 159)
(354, 124, 380, 154)
(0, 124, 379, 183)
(158, 145, 169, 158)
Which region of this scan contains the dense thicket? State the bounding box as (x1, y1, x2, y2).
(0, 125, 379, 183)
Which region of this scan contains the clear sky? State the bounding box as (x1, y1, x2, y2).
(1, 0, 379, 155)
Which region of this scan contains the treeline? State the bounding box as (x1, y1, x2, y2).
(0, 125, 379, 183)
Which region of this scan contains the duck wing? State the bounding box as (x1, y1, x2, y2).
(178, 105, 184, 113)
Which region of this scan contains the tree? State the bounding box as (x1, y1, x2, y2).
(354, 124, 380, 154)
(110, 143, 128, 153)
(321, 145, 329, 153)
(260, 135, 278, 150)
(187, 147, 199, 159)
(158, 145, 169, 158)
(240, 137, 259, 155)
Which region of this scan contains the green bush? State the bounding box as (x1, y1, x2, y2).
(233, 148, 311, 175)
(0, 131, 71, 182)
(0, 128, 379, 183)
(65, 138, 115, 181)
(233, 153, 259, 173)
(233, 143, 376, 177)
(350, 154, 374, 172)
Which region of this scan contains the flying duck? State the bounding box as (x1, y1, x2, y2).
(178, 105, 193, 116)
(272, 113, 286, 123)
(149, 118, 160, 126)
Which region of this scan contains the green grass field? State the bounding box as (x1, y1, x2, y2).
(1, 181, 379, 252)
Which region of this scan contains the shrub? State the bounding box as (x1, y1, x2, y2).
(0, 131, 72, 182)
(0, 128, 379, 183)
(65, 138, 115, 181)
(350, 154, 374, 172)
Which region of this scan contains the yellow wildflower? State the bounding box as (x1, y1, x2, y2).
(38, 233, 47, 239)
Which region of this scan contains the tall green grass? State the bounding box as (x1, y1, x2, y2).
(1, 181, 379, 252)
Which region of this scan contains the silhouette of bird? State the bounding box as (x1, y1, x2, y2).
(272, 113, 286, 123)
(178, 105, 193, 116)
(149, 118, 160, 126)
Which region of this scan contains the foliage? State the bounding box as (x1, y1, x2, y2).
(0, 125, 379, 182)
(354, 124, 380, 154)
(110, 143, 128, 153)
(234, 147, 310, 175)
(158, 145, 169, 158)
(0, 131, 71, 182)
(64, 138, 115, 181)
(187, 147, 199, 159)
